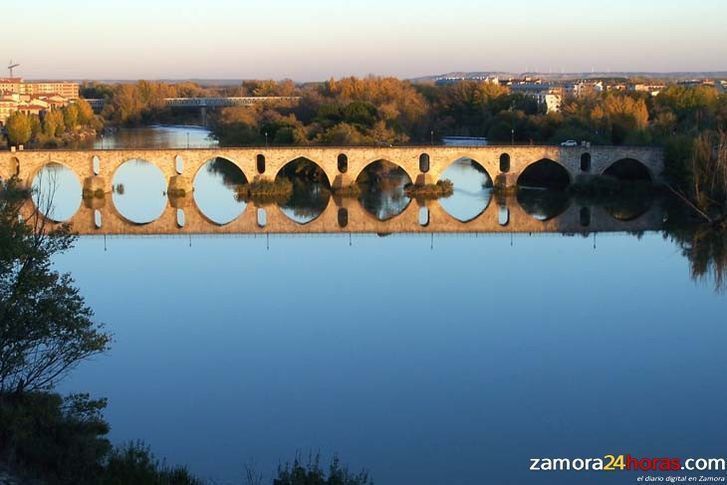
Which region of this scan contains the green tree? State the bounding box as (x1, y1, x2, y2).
(0, 179, 111, 393)
(5, 112, 32, 146)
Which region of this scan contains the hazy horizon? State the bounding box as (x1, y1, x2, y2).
(2, 0, 726, 81)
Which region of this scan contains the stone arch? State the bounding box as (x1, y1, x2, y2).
(352, 158, 416, 186)
(28, 160, 82, 192)
(437, 157, 493, 223)
(192, 157, 249, 226)
(192, 156, 249, 186)
(275, 156, 332, 188)
(602, 158, 652, 181)
(275, 157, 332, 225)
(30, 160, 84, 222)
(355, 159, 413, 221)
(517, 158, 571, 190)
(110, 158, 168, 225)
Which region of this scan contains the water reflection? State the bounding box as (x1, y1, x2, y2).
(604, 196, 654, 221)
(439, 158, 493, 222)
(357, 160, 412, 220)
(517, 188, 571, 221)
(31, 162, 82, 222)
(112, 160, 167, 224)
(193, 158, 248, 225)
(92, 125, 218, 149)
(276, 158, 331, 224)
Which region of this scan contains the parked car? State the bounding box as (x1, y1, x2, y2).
(560, 140, 578, 147)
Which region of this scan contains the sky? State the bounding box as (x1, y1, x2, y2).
(2, 0, 726, 81)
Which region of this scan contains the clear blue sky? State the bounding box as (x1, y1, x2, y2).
(3, 0, 725, 80)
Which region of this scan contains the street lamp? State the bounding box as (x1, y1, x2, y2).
(511, 129, 515, 145)
(430, 130, 434, 145)
(265, 132, 268, 147)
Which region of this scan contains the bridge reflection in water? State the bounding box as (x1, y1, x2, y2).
(25, 191, 664, 236)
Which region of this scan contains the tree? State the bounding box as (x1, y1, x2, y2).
(63, 104, 80, 131)
(75, 99, 95, 126)
(5, 112, 32, 146)
(0, 179, 111, 393)
(42, 110, 65, 138)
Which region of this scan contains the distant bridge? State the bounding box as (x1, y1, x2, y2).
(1, 145, 664, 235)
(84, 96, 300, 110)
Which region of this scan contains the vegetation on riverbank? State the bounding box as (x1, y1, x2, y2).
(4, 99, 101, 149)
(238, 178, 294, 204)
(404, 179, 454, 199)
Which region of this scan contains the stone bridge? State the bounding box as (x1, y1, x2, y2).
(0, 145, 664, 235)
(1, 145, 664, 190)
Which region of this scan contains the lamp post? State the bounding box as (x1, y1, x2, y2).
(265, 132, 268, 147)
(511, 128, 515, 145)
(430, 130, 434, 145)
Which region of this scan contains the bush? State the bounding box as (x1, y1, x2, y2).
(274, 453, 371, 485)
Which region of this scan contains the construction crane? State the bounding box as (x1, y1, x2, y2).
(8, 60, 20, 78)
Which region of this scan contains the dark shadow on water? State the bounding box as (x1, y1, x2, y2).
(276, 158, 331, 224)
(516, 188, 571, 221)
(356, 160, 412, 221)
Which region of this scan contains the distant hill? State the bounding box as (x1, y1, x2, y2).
(410, 71, 727, 83)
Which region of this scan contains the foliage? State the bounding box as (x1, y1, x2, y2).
(0, 392, 110, 483)
(100, 442, 202, 485)
(273, 453, 371, 485)
(5, 112, 32, 146)
(0, 178, 111, 393)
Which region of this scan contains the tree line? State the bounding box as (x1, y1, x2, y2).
(4, 99, 100, 148)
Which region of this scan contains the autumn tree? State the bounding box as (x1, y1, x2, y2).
(5, 112, 32, 146)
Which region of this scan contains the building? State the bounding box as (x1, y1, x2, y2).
(509, 81, 562, 113)
(435, 75, 500, 86)
(629, 83, 666, 97)
(564, 81, 604, 98)
(0, 91, 74, 126)
(0, 78, 79, 100)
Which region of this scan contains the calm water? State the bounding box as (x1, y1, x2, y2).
(45, 126, 727, 484)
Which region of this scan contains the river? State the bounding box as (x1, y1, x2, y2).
(40, 125, 727, 484)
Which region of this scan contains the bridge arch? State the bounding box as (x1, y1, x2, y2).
(30, 160, 83, 223)
(517, 158, 571, 190)
(111, 158, 168, 225)
(352, 158, 416, 187)
(192, 157, 249, 226)
(602, 158, 652, 182)
(275, 157, 332, 225)
(355, 159, 413, 221)
(438, 157, 493, 222)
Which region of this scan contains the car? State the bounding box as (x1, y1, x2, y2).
(560, 140, 578, 147)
